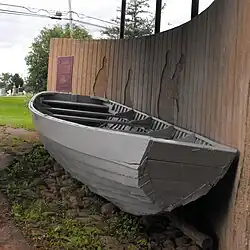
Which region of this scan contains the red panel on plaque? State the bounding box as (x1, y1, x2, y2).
(56, 56, 74, 92)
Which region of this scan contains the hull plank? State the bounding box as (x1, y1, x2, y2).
(41, 135, 161, 215)
(146, 160, 223, 182)
(148, 141, 236, 167)
(29, 91, 238, 215)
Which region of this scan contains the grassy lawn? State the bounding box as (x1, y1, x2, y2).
(0, 95, 34, 130)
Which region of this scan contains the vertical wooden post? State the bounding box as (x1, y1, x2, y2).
(191, 0, 199, 19)
(155, 0, 162, 34)
(120, 0, 126, 39)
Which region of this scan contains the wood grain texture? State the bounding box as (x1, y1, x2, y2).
(47, 0, 250, 249)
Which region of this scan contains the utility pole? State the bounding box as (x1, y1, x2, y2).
(68, 0, 73, 38)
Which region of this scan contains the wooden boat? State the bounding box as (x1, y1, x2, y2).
(29, 91, 238, 215)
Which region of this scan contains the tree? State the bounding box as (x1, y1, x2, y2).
(11, 73, 24, 88)
(0, 73, 12, 89)
(0, 73, 24, 94)
(101, 0, 165, 39)
(25, 23, 92, 93)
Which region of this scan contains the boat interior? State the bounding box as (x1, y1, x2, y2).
(33, 92, 218, 146)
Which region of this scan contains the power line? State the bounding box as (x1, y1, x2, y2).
(69, 18, 108, 29)
(0, 8, 109, 29)
(0, 3, 55, 15)
(0, 9, 51, 19)
(68, 11, 116, 25)
(0, 2, 117, 26)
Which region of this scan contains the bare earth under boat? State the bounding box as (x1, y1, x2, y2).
(29, 91, 238, 215)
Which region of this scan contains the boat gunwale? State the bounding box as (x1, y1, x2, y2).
(29, 91, 238, 154)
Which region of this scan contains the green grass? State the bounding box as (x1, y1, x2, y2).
(0, 95, 34, 129)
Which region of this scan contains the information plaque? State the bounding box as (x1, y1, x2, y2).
(56, 56, 74, 92)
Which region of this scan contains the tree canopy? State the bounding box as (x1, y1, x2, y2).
(11, 73, 24, 89)
(101, 0, 165, 39)
(0, 73, 12, 89)
(0, 72, 24, 93)
(25, 23, 92, 93)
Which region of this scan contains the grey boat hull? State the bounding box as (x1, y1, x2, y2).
(29, 91, 238, 215)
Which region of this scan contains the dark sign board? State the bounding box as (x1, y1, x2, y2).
(56, 56, 74, 92)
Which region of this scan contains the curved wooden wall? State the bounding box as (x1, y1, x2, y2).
(48, 0, 250, 249)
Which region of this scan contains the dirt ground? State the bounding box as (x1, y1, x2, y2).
(0, 195, 33, 250)
(0, 126, 38, 250)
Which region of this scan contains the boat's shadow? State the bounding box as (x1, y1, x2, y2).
(175, 153, 240, 250)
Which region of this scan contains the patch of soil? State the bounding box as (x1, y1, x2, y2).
(0, 126, 37, 250)
(4, 128, 38, 140)
(0, 126, 38, 155)
(0, 195, 33, 250)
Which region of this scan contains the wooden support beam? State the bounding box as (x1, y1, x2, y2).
(155, 0, 162, 34)
(165, 213, 213, 250)
(191, 0, 199, 19)
(120, 0, 126, 39)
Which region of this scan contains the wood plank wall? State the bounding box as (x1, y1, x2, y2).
(47, 0, 250, 249)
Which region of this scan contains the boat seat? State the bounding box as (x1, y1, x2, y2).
(148, 126, 176, 140)
(176, 134, 197, 143)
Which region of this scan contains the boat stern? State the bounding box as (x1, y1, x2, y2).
(138, 138, 238, 212)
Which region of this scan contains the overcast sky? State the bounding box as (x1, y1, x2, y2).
(0, 0, 214, 77)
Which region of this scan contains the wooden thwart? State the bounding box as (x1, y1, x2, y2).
(42, 99, 109, 111)
(52, 113, 153, 129)
(46, 107, 136, 120)
(149, 126, 176, 139)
